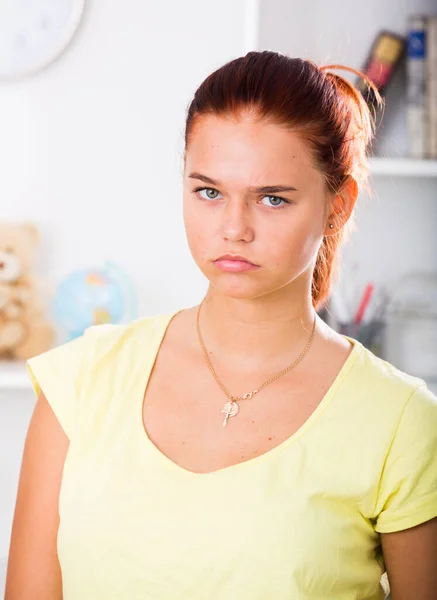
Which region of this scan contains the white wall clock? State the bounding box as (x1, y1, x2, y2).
(0, 0, 85, 80)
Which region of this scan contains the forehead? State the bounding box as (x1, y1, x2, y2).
(184, 113, 323, 189)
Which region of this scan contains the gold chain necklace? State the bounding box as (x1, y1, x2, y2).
(196, 300, 317, 427)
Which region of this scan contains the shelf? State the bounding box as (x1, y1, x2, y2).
(0, 361, 31, 390)
(369, 157, 437, 177)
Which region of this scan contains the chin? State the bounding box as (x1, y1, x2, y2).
(198, 261, 294, 299)
(206, 275, 271, 301)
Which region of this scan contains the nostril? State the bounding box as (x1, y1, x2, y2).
(0, 262, 4, 269)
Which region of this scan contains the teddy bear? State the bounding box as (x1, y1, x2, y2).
(0, 221, 54, 360)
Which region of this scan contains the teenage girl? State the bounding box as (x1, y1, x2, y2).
(6, 51, 437, 600)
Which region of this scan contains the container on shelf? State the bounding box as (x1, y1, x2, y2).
(383, 271, 437, 385)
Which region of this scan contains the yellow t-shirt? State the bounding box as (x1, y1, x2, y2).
(26, 309, 437, 600)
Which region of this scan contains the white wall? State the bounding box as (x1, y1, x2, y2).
(0, 0, 255, 579)
(0, 0, 256, 317)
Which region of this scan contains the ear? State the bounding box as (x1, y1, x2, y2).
(22, 222, 40, 245)
(324, 176, 358, 236)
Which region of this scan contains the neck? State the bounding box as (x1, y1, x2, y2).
(197, 287, 319, 373)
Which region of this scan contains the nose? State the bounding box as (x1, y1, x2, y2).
(221, 200, 254, 243)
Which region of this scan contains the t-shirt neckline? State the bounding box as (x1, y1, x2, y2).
(135, 309, 364, 478)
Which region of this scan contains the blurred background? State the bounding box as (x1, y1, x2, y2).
(0, 0, 436, 593)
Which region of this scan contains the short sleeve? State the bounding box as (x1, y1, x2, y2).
(26, 332, 92, 440)
(373, 383, 437, 533)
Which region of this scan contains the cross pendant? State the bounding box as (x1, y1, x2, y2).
(221, 400, 239, 427)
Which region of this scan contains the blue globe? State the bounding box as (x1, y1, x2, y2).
(53, 264, 135, 340)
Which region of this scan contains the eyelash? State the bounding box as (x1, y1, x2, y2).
(192, 187, 291, 209)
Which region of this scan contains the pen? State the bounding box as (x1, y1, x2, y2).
(354, 283, 375, 326)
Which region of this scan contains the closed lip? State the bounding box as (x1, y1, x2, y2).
(214, 253, 259, 266)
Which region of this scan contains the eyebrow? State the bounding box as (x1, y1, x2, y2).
(188, 172, 298, 194)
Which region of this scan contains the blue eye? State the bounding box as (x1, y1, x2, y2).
(261, 195, 289, 208)
(192, 187, 290, 209)
(194, 187, 223, 201)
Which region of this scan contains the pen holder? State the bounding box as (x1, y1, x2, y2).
(338, 320, 386, 358)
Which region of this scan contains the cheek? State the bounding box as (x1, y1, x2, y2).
(267, 216, 322, 270)
(183, 198, 208, 258)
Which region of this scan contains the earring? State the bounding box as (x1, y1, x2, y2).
(329, 223, 334, 229)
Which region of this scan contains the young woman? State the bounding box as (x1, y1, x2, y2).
(6, 51, 437, 600)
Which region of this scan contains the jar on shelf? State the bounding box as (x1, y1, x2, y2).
(383, 271, 437, 390)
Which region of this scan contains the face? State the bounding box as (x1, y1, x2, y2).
(183, 113, 336, 302)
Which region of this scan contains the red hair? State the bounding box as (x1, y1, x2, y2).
(184, 51, 382, 310)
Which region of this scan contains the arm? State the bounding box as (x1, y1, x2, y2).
(5, 392, 69, 600)
(381, 517, 437, 600)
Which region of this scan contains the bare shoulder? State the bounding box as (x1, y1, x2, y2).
(294, 317, 357, 402)
(168, 305, 198, 338)
(5, 392, 67, 599)
(316, 317, 355, 357)
(159, 306, 200, 355)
